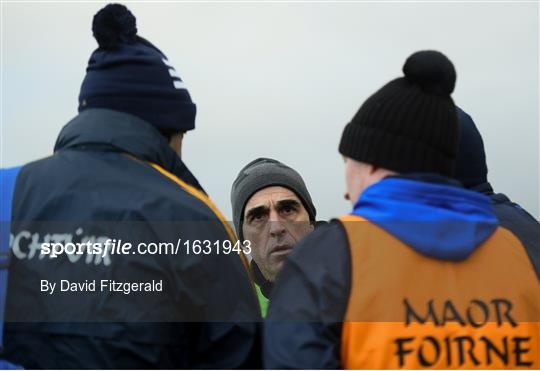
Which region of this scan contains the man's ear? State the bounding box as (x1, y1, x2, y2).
(369, 164, 379, 175)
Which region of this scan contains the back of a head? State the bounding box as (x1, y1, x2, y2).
(455, 107, 488, 188)
(339, 50, 459, 177)
(79, 3, 196, 136)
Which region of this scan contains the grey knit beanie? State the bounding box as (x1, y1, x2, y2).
(231, 158, 316, 240)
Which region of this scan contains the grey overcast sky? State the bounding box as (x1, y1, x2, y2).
(1, 1, 539, 220)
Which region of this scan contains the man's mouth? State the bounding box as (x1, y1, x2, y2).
(270, 244, 293, 255)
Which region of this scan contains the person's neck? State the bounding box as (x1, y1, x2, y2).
(250, 261, 274, 299)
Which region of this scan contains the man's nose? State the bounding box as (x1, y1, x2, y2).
(269, 211, 286, 238)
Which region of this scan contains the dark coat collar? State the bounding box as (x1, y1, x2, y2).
(54, 108, 204, 192)
(250, 261, 273, 299)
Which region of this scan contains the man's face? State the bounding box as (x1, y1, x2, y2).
(242, 186, 313, 282)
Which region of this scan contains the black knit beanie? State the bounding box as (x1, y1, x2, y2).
(79, 4, 196, 133)
(339, 50, 459, 176)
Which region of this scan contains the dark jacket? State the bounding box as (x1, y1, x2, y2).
(454, 106, 540, 276)
(263, 174, 540, 369)
(472, 182, 540, 278)
(2, 109, 261, 369)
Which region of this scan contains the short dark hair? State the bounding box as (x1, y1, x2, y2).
(158, 128, 185, 141)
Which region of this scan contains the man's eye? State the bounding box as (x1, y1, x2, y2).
(250, 214, 267, 224)
(280, 206, 296, 216)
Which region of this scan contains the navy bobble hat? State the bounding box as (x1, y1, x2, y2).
(455, 107, 488, 188)
(78, 3, 196, 132)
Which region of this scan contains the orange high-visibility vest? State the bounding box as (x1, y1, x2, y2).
(339, 215, 540, 369)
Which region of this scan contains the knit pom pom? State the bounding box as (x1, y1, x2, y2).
(92, 3, 137, 49)
(403, 50, 456, 95)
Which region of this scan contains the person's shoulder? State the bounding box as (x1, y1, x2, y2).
(491, 193, 540, 279)
(115, 160, 223, 222)
(15, 154, 58, 180)
(140, 185, 223, 224)
(492, 194, 539, 224)
(288, 219, 349, 267)
(299, 219, 347, 244)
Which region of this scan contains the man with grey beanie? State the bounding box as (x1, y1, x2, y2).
(231, 158, 317, 316)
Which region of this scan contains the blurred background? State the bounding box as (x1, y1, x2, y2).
(1, 1, 538, 220)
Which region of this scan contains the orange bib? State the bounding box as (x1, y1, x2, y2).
(339, 215, 540, 369)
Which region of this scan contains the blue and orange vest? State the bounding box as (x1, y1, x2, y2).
(339, 215, 540, 369)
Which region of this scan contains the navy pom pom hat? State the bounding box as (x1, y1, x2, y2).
(79, 3, 196, 133)
(339, 50, 459, 177)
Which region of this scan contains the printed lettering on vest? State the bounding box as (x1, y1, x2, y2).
(396, 298, 530, 367)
